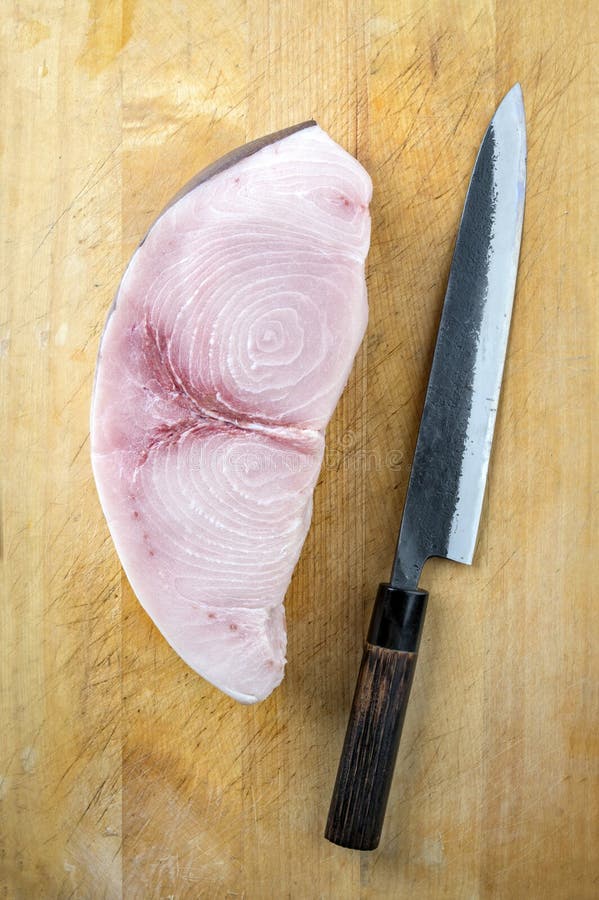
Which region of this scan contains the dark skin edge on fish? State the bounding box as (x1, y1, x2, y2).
(159, 120, 317, 217)
(102, 121, 317, 337)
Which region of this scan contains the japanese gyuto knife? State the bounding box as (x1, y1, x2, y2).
(325, 85, 527, 851)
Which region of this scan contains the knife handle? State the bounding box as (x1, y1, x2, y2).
(325, 584, 428, 850)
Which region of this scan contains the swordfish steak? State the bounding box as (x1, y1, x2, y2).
(91, 123, 371, 702)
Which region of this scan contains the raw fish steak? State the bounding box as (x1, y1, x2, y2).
(91, 122, 371, 702)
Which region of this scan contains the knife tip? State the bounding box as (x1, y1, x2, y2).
(492, 83, 526, 152)
(500, 82, 524, 112)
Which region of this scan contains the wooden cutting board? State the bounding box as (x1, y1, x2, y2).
(1, 1, 596, 896)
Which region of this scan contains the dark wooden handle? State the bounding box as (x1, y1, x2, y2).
(325, 585, 428, 850)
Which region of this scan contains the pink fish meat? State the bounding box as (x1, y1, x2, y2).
(91, 123, 371, 702)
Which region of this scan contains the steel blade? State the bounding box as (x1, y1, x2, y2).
(392, 84, 526, 588)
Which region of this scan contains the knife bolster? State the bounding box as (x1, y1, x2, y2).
(367, 583, 428, 652)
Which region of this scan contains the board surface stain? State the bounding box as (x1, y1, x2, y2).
(78, 0, 137, 74)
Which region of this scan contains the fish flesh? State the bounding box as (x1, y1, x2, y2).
(91, 124, 371, 701)
(91, 123, 371, 702)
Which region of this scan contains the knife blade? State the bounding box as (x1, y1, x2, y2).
(325, 84, 527, 851)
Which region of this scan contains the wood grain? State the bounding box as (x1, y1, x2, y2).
(1, 0, 597, 897)
(326, 644, 420, 851)
(326, 585, 428, 850)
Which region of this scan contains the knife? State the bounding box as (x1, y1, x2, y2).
(325, 85, 527, 851)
